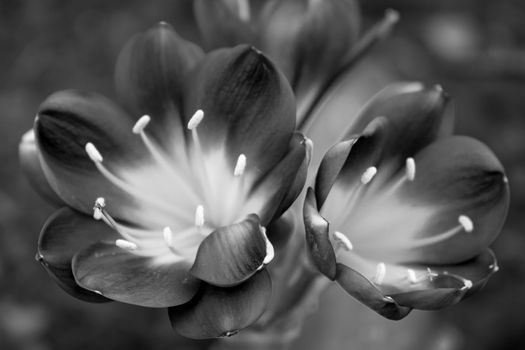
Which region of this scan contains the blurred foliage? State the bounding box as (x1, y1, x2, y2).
(1, 0, 525, 349)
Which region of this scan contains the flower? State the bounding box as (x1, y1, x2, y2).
(19, 23, 311, 338)
(303, 82, 509, 319)
(193, 0, 371, 123)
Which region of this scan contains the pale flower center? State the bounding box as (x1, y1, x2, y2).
(85, 110, 269, 265)
(321, 157, 476, 288)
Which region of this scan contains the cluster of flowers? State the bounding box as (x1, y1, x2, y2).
(19, 0, 509, 340)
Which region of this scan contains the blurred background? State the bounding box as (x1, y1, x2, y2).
(1, 0, 524, 349)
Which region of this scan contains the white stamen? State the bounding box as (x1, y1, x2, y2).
(195, 205, 204, 227)
(332, 231, 353, 251)
(93, 197, 106, 220)
(163, 226, 173, 246)
(132, 115, 151, 134)
(115, 239, 137, 251)
(458, 215, 474, 232)
(360, 166, 377, 185)
(396, 82, 423, 94)
(406, 157, 416, 181)
(383, 296, 395, 303)
(427, 267, 438, 282)
(374, 262, 386, 285)
(462, 279, 473, 290)
(234, 154, 247, 176)
(85, 142, 103, 163)
(236, 0, 250, 21)
(187, 109, 204, 130)
(407, 268, 417, 284)
(261, 227, 274, 265)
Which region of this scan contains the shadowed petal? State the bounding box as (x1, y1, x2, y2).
(316, 117, 388, 207)
(115, 22, 203, 144)
(304, 188, 337, 280)
(190, 215, 267, 287)
(336, 263, 412, 320)
(72, 241, 199, 308)
(396, 136, 509, 264)
(35, 90, 149, 220)
(194, 0, 257, 50)
(247, 133, 309, 225)
(344, 83, 450, 177)
(260, 0, 360, 101)
(184, 45, 296, 177)
(37, 207, 116, 302)
(19, 129, 63, 205)
(169, 269, 271, 339)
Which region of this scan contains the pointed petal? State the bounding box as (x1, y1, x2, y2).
(315, 116, 388, 209)
(396, 136, 509, 263)
(190, 215, 267, 287)
(37, 207, 116, 302)
(304, 188, 337, 280)
(194, 0, 257, 50)
(266, 210, 295, 253)
(72, 241, 199, 307)
(169, 270, 271, 339)
(260, 0, 360, 100)
(388, 274, 467, 310)
(335, 263, 412, 320)
(336, 249, 496, 311)
(247, 133, 309, 225)
(19, 129, 63, 205)
(115, 22, 203, 142)
(344, 83, 450, 174)
(35, 90, 148, 219)
(184, 45, 296, 177)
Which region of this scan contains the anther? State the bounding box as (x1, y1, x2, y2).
(163, 226, 173, 247)
(22, 129, 35, 143)
(458, 215, 474, 233)
(407, 268, 417, 284)
(383, 296, 395, 303)
(93, 197, 106, 220)
(462, 279, 473, 290)
(427, 267, 438, 282)
(361, 166, 377, 185)
(115, 239, 137, 251)
(332, 231, 353, 251)
(405, 157, 416, 181)
(187, 110, 204, 130)
(132, 115, 151, 134)
(374, 262, 386, 285)
(195, 205, 205, 227)
(236, 0, 250, 21)
(234, 154, 247, 177)
(85, 142, 103, 163)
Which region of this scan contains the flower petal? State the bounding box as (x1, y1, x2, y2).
(19, 129, 63, 205)
(335, 263, 412, 320)
(72, 241, 199, 308)
(259, 0, 360, 104)
(315, 116, 388, 209)
(35, 90, 148, 219)
(193, 0, 257, 50)
(190, 215, 267, 287)
(344, 83, 450, 176)
(395, 136, 509, 264)
(169, 269, 272, 339)
(246, 132, 310, 225)
(37, 207, 116, 302)
(184, 45, 296, 177)
(115, 22, 203, 143)
(304, 188, 337, 280)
